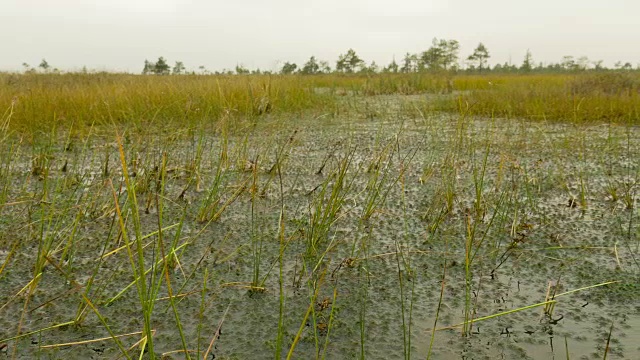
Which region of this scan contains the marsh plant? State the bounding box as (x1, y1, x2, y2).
(0, 71, 637, 359)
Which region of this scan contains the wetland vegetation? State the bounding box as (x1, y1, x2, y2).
(0, 69, 638, 359)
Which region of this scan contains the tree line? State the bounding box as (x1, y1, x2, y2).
(21, 37, 639, 75)
(142, 38, 638, 75)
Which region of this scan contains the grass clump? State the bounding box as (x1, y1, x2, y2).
(430, 73, 640, 124)
(0, 73, 334, 133)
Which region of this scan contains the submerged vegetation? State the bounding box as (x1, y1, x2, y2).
(0, 70, 638, 359)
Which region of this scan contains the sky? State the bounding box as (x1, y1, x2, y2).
(1, 0, 639, 73)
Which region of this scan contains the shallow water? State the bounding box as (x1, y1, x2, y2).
(0, 97, 638, 359)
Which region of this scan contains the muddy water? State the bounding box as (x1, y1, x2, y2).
(0, 98, 638, 359)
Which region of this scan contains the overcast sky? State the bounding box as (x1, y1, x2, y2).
(1, 0, 638, 72)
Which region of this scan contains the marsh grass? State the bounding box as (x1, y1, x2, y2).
(3, 72, 638, 133)
(430, 73, 640, 124)
(305, 147, 357, 259)
(1, 73, 333, 133)
(113, 132, 158, 356)
(0, 70, 638, 358)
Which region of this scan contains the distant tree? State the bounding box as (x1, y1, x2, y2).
(301, 56, 320, 74)
(467, 43, 490, 72)
(547, 62, 563, 72)
(22, 62, 36, 74)
(363, 61, 379, 74)
(500, 61, 518, 72)
(401, 53, 417, 73)
(143, 60, 155, 74)
(400, 53, 411, 73)
(420, 45, 443, 71)
(384, 58, 399, 73)
(318, 60, 331, 73)
(280, 62, 298, 74)
(154, 57, 170, 75)
(576, 56, 590, 71)
(592, 60, 604, 71)
(561, 56, 577, 71)
(235, 64, 250, 74)
(521, 50, 533, 72)
(39, 59, 50, 72)
(172, 61, 186, 75)
(441, 39, 460, 70)
(420, 38, 459, 71)
(612, 61, 634, 70)
(336, 49, 364, 73)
